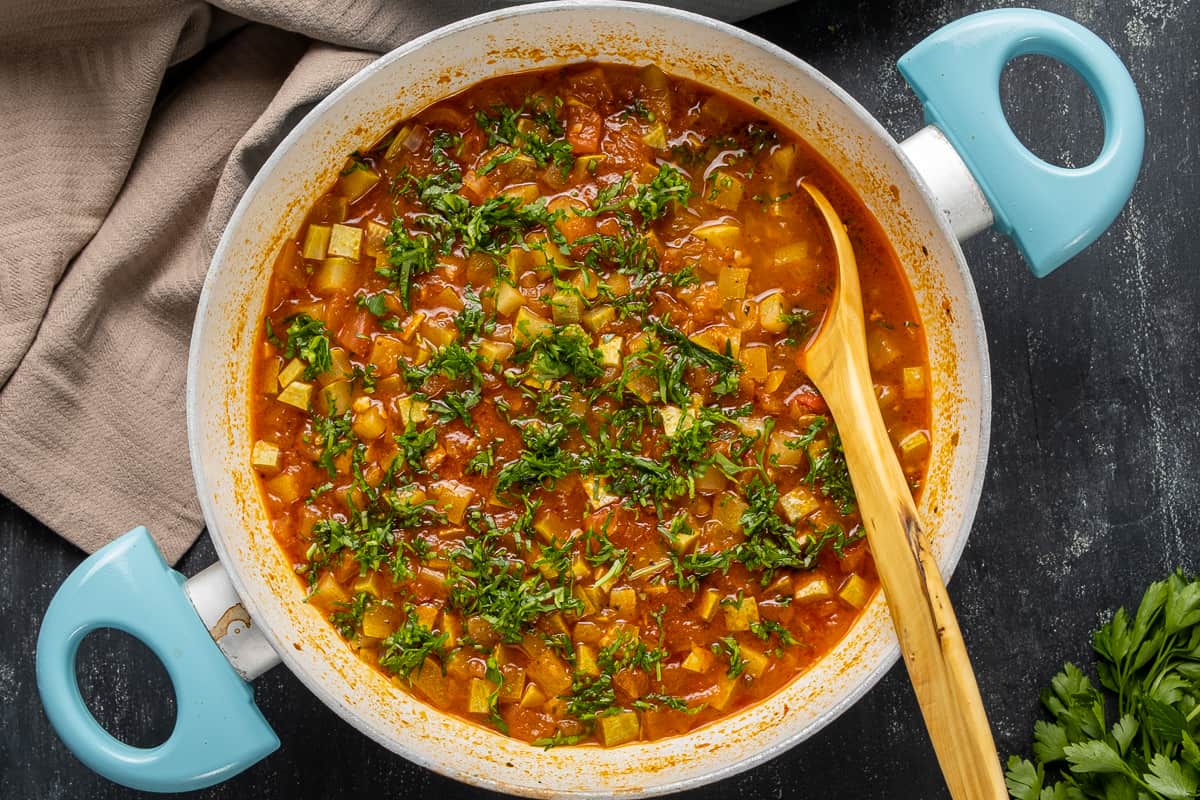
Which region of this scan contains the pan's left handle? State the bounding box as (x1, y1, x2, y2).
(36, 527, 280, 793)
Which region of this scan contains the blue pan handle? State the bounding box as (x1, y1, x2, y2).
(898, 8, 1144, 277)
(36, 527, 279, 792)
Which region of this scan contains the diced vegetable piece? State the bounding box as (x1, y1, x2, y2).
(573, 584, 605, 616)
(576, 643, 601, 677)
(642, 121, 668, 149)
(364, 220, 390, 258)
(682, 646, 714, 673)
(477, 339, 514, 369)
(352, 570, 389, 598)
(302, 224, 331, 260)
(327, 223, 363, 260)
(764, 369, 787, 393)
(317, 347, 353, 386)
(779, 486, 820, 524)
(500, 182, 540, 204)
(441, 611, 462, 648)
(549, 290, 583, 324)
(902, 366, 926, 398)
(794, 576, 832, 603)
(758, 292, 789, 334)
(597, 335, 623, 368)
(692, 222, 742, 250)
(512, 306, 552, 346)
(467, 677, 498, 714)
(707, 170, 745, 210)
(519, 682, 547, 709)
(308, 571, 349, 614)
(353, 405, 388, 441)
(660, 405, 685, 438)
(709, 674, 739, 711)
(694, 464, 727, 494)
(740, 644, 769, 679)
(689, 325, 740, 357)
(609, 586, 637, 613)
(739, 344, 769, 382)
(722, 596, 759, 632)
(498, 665, 525, 704)
(773, 241, 811, 267)
(597, 710, 640, 747)
(278, 357, 306, 389)
(315, 379, 352, 417)
(392, 395, 429, 424)
(717, 266, 750, 300)
(767, 431, 805, 467)
(431, 481, 475, 525)
(714, 494, 748, 533)
(495, 282, 525, 317)
(277, 380, 313, 411)
(583, 305, 615, 333)
(897, 429, 930, 463)
(699, 94, 730, 123)
(696, 588, 722, 622)
(361, 604, 400, 639)
(313, 257, 358, 295)
(420, 316, 456, 347)
(410, 657, 451, 708)
(367, 336, 404, 377)
(259, 357, 281, 395)
(336, 165, 381, 202)
(580, 474, 618, 510)
(533, 510, 569, 544)
(867, 328, 901, 371)
(838, 574, 871, 609)
(250, 440, 281, 472)
(525, 647, 571, 698)
(527, 232, 570, 274)
(264, 471, 302, 504)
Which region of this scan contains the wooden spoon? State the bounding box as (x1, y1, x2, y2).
(798, 182, 1006, 799)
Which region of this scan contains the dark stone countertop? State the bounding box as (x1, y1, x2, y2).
(3, 0, 1198, 797)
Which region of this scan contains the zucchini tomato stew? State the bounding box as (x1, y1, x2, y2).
(251, 63, 931, 748)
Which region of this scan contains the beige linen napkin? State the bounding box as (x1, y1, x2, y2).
(0, 0, 780, 564)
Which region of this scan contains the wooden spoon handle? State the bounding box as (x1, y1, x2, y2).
(827, 366, 1006, 798)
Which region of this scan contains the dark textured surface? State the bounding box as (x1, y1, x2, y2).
(3, 1, 1198, 797)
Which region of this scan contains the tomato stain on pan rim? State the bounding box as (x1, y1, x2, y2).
(187, 2, 991, 796)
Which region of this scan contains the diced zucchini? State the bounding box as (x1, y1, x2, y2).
(519, 682, 547, 709)
(302, 224, 331, 260)
(717, 266, 750, 300)
(499, 665, 526, 704)
(278, 357, 306, 389)
(477, 339, 514, 369)
(740, 644, 769, 679)
(764, 369, 787, 393)
(739, 344, 769, 382)
(315, 380, 352, 417)
(495, 282, 525, 317)
(709, 675, 739, 711)
(533, 510, 569, 544)
(513, 306, 552, 346)
(692, 222, 742, 250)
(902, 366, 926, 398)
(572, 153, 606, 181)
(696, 588, 722, 622)
(579, 474, 618, 510)
(264, 471, 302, 504)
(794, 576, 832, 603)
(500, 182, 540, 204)
(898, 429, 930, 463)
(432, 480, 475, 525)
(597, 710, 640, 747)
(549, 290, 583, 324)
(867, 328, 901, 371)
(312, 257, 358, 295)
(336, 165, 381, 202)
(307, 571, 349, 614)
(466, 677, 497, 714)
(689, 325, 741, 358)
(714, 494, 748, 533)
(694, 464, 727, 494)
(250, 440, 281, 472)
(706, 170, 745, 210)
(576, 643, 601, 677)
(352, 570, 389, 598)
(392, 395, 429, 424)
(759, 292, 789, 334)
(364, 220, 390, 258)
(609, 586, 637, 613)
(722, 596, 759, 632)
(767, 431, 805, 467)
(570, 268, 601, 300)
(259, 357, 281, 395)
(410, 657, 451, 708)
(353, 405, 388, 441)
(327, 223, 362, 260)
(573, 585, 605, 617)
(441, 611, 462, 648)
(773, 241, 811, 267)
(367, 336, 405, 377)
(361, 604, 399, 639)
(420, 316, 456, 348)
(317, 347, 353, 386)
(641, 121, 668, 149)
(780, 486, 820, 524)
(682, 646, 714, 673)
(659, 405, 684, 438)
(277, 380, 313, 411)
(583, 305, 615, 333)
(838, 574, 871, 609)
(526, 232, 570, 274)
(597, 335, 623, 368)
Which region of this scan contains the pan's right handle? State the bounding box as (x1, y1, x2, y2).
(36, 527, 279, 793)
(898, 8, 1144, 276)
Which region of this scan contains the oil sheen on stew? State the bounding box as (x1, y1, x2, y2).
(251, 63, 931, 748)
